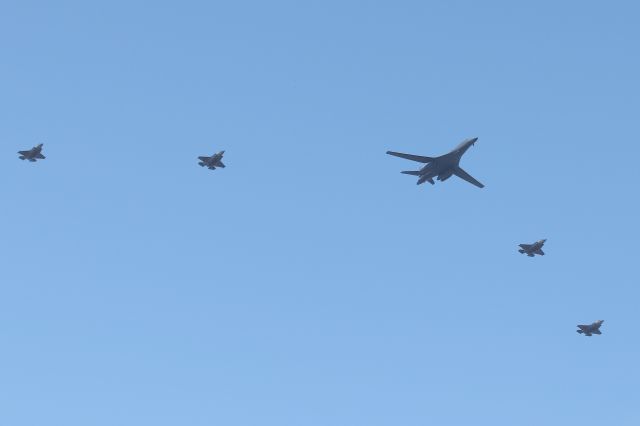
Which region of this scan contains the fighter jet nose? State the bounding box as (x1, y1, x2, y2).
(471, 137, 478, 144)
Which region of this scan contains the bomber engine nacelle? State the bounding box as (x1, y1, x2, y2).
(437, 171, 453, 181)
(417, 174, 436, 185)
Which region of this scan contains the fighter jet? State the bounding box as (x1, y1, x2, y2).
(386, 137, 484, 188)
(518, 239, 546, 257)
(198, 150, 225, 170)
(577, 320, 604, 336)
(18, 144, 45, 162)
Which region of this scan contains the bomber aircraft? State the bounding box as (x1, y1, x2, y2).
(198, 150, 226, 170)
(18, 144, 45, 162)
(518, 239, 547, 257)
(577, 320, 604, 336)
(386, 137, 484, 188)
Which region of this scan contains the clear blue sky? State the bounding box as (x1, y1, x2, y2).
(1, 1, 639, 425)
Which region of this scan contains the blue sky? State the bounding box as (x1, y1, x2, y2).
(1, 1, 639, 425)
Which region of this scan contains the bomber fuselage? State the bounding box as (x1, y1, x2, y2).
(415, 138, 477, 184)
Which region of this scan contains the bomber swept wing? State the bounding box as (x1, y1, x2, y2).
(386, 151, 434, 163)
(453, 167, 484, 188)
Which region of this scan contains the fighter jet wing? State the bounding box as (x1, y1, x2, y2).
(577, 325, 589, 331)
(36, 153, 45, 159)
(534, 249, 545, 256)
(198, 156, 210, 162)
(386, 151, 434, 163)
(592, 329, 601, 335)
(453, 167, 484, 188)
(18, 151, 30, 155)
(217, 161, 226, 168)
(519, 244, 532, 250)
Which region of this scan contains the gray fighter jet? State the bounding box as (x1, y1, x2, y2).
(577, 320, 604, 336)
(386, 137, 484, 188)
(518, 239, 546, 257)
(198, 150, 225, 170)
(18, 144, 45, 162)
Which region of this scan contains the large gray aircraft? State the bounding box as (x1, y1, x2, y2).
(518, 239, 546, 257)
(198, 150, 226, 170)
(577, 320, 604, 336)
(386, 137, 484, 188)
(18, 144, 45, 162)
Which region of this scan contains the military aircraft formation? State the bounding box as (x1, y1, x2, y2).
(16, 137, 604, 337)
